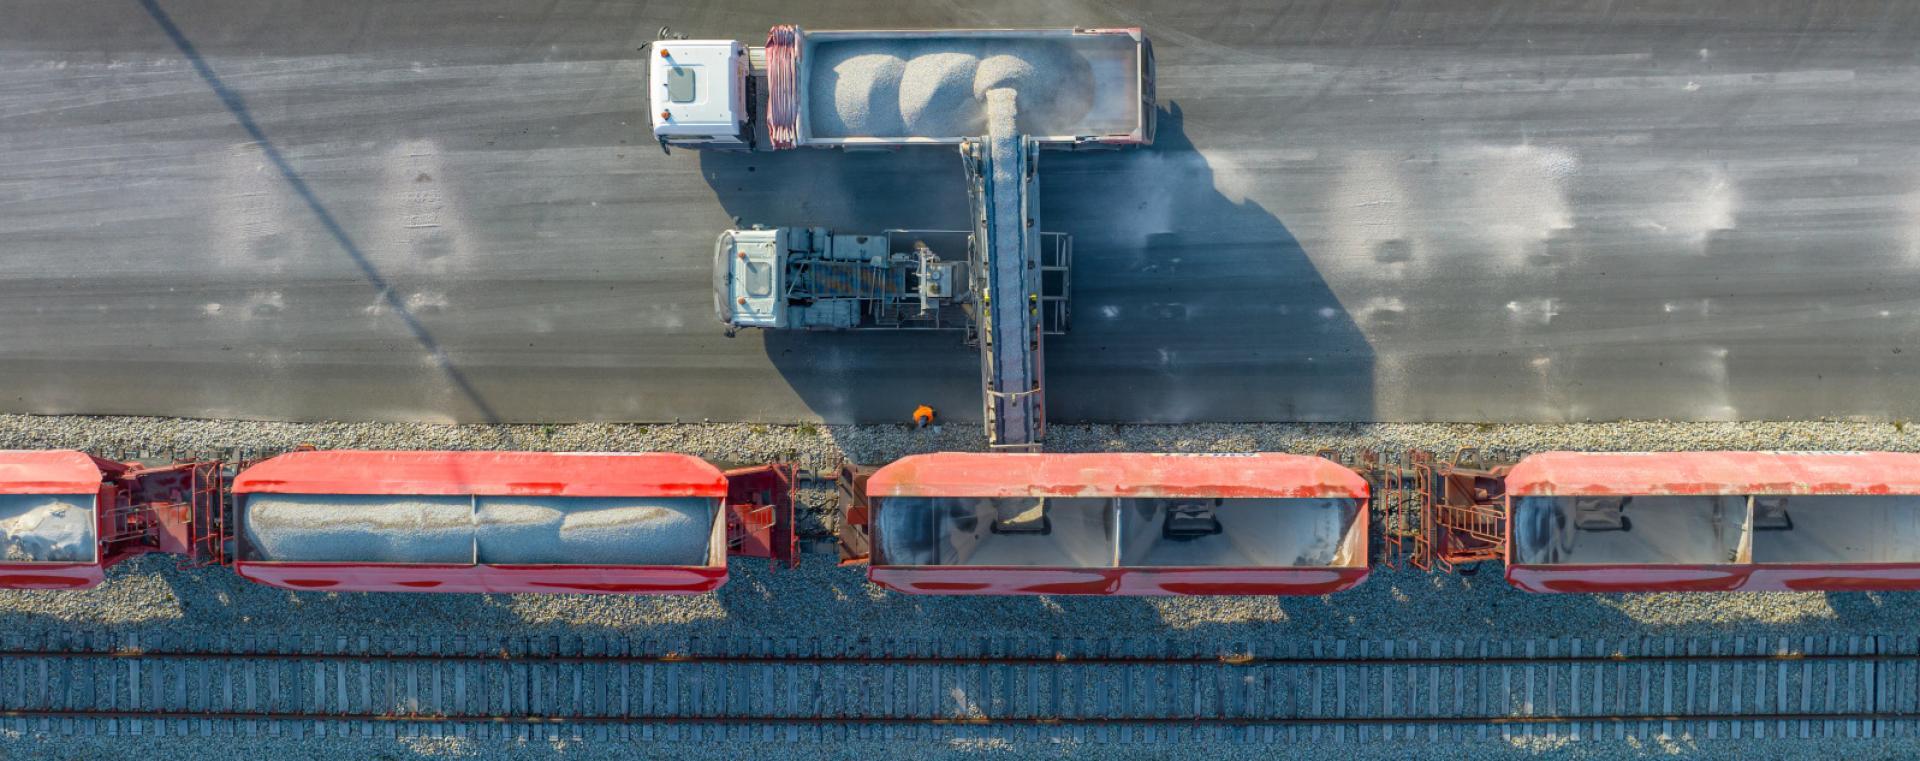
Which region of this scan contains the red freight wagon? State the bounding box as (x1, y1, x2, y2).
(0, 450, 219, 590)
(230, 450, 791, 595)
(1502, 451, 1920, 593)
(839, 452, 1369, 595)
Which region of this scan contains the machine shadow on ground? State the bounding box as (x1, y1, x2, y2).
(697, 103, 1373, 428)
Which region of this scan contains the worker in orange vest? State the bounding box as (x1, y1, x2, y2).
(913, 405, 936, 428)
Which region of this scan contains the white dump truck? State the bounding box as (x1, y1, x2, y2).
(650, 26, 1155, 150)
(656, 25, 1156, 450)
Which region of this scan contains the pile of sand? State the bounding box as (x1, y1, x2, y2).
(243, 494, 473, 563)
(476, 497, 713, 566)
(0, 494, 94, 562)
(808, 39, 1095, 138)
(242, 494, 715, 566)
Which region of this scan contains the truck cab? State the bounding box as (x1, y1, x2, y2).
(649, 40, 751, 148)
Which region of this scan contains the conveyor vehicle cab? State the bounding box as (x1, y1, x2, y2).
(0, 450, 211, 590)
(231, 451, 732, 594)
(863, 453, 1368, 595)
(1505, 451, 1920, 593)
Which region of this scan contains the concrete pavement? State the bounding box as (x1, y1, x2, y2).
(2, 0, 1917, 424)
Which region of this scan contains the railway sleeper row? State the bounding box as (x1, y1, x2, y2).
(0, 633, 1914, 742)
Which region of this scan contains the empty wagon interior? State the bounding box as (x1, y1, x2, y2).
(0, 493, 96, 564)
(1746, 496, 1920, 564)
(240, 494, 721, 567)
(873, 496, 1363, 569)
(1511, 493, 1920, 566)
(1511, 496, 1745, 565)
(800, 31, 1144, 141)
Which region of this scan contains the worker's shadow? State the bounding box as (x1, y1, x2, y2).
(697, 103, 1373, 426)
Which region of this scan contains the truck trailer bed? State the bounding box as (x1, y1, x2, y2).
(775, 28, 1151, 147)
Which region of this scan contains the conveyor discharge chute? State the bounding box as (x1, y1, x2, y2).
(1504, 451, 1920, 593)
(231, 451, 736, 595)
(852, 452, 1369, 595)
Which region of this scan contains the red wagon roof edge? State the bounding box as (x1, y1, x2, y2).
(0, 449, 105, 494)
(1507, 451, 1920, 497)
(231, 450, 728, 498)
(868, 452, 1367, 499)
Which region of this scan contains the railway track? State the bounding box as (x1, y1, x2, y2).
(1, 633, 1916, 743)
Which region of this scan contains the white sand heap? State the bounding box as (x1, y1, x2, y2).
(243, 494, 474, 563)
(808, 39, 1097, 138)
(0, 494, 95, 563)
(242, 494, 716, 566)
(476, 497, 713, 566)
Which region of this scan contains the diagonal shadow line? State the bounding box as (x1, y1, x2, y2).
(138, 0, 504, 425)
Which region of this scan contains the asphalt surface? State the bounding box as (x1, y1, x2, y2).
(3, 1, 1918, 425)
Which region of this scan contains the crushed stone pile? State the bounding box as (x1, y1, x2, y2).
(476, 497, 713, 566)
(242, 494, 472, 563)
(241, 494, 715, 565)
(0, 494, 94, 562)
(808, 39, 1094, 138)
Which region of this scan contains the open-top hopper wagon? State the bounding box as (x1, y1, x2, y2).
(834, 452, 1370, 595)
(0, 450, 221, 590)
(0, 449, 796, 595)
(1375, 450, 1920, 593)
(229, 450, 794, 595)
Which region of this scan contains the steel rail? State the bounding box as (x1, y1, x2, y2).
(0, 708, 1912, 727)
(0, 647, 1907, 667)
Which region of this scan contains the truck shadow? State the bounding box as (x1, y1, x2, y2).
(697, 103, 1374, 428)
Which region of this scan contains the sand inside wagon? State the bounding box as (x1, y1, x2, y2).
(0, 494, 95, 563)
(240, 494, 717, 566)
